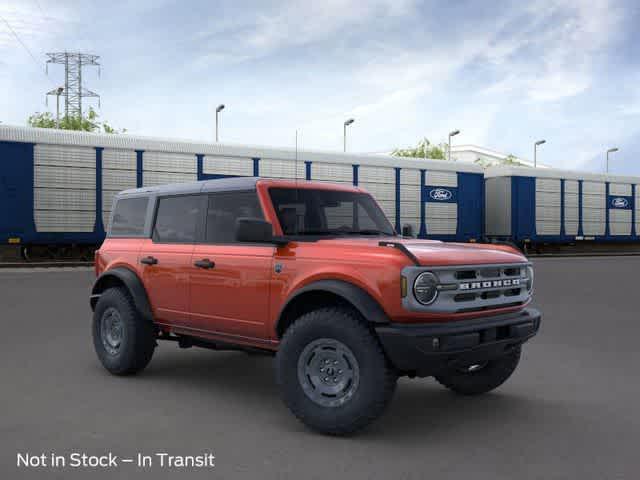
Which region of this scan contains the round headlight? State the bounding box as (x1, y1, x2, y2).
(525, 266, 534, 293)
(413, 272, 439, 305)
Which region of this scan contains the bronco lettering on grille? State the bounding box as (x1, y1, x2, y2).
(459, 278, 521, 290)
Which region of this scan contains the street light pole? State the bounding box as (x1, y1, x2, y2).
(215, 104, 225, 142)
(606, 147, 619, 173)
(448, 129, 460, 161)
(534, 139, 546, 168)
(55, 87, 64, 128)
(343, 118, 354, 152)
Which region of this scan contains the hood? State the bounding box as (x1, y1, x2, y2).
(397, 239, 526, 266)
(313, 237, 527, 266)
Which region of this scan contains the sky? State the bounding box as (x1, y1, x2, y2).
(1, 0, 639, 175)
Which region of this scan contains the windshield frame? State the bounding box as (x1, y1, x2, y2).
(267, 187, 397, 240)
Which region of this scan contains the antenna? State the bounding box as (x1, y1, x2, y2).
(295, 129, 299, 183)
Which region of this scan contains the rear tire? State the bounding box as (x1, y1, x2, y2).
(92, 287, 156, 375)
(435, 347, 521, 395)
(276, 307, 397, 435)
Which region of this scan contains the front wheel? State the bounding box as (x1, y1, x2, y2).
(92, 287, 156, 375)
(276, 307, 397, 435)
(435, 347, 522, 395)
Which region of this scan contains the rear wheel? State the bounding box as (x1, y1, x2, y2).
(435, 347, 521, 395)
(92, 287, 156, 375)
(276, 307, 397, 435)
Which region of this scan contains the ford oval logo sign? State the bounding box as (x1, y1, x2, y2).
(612, 197, 629, 208)
(429, 188, 453, 201)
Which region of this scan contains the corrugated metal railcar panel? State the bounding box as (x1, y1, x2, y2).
(102, 169, 137, 191)
(426, 218, 457, 235)
(609, 183, 632, 196)
(535, 178, 561, 236)
(583, 181, 606, 195)
(537, 222, 561, 235)
(536, 178, 561, 192)
(34, 188, 95, 211)
(565, 221, 579, 236)
(400, 184, 420, 203)
(259, 158, 305, 179)
(203, 155, 253, 176)
(400, 202, 419, 218)
(581, 181, 606, 236)
(425, 170, 457, 187)
(311, 162, 353, 182)
(358, 166, 395, 184)
(34, 144, 95, 168)
(34, 165, 95, 190)
(610, 209, 631, 235)
(34, 211, 95, 232)
(143, 171, 197, 187)
(582, 194, 606, 209)
(103, 149, 136, 170)
(144, 151, 196, 173)
(583, 222, 605, 236)
(426, 203, 457, 235)
(564, 180, 580, 235)
(400, 169, 420, 186)
(359, 182, 395, 201)
(536, 206, 562, 222)
(564, 180, 579, 194)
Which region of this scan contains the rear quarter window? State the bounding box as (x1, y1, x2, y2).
(109, 197, 149, 236)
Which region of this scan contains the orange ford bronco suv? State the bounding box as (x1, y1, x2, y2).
(91, 177, 540, 435)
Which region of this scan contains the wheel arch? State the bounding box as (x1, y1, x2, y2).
(90, 267, 153, 324)
(275, 279, 390, 338)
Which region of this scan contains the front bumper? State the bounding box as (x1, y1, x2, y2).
(375, 308, 541, 377)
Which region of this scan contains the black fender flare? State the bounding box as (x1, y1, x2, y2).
(90, 267, 154, 324)
(276, 279, 390, 337)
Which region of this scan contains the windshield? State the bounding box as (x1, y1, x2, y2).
(269, 188, 396, 237)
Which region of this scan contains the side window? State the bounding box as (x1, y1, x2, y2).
(205, 191, 263, 243)
(110, 197, 148, 236)
(153, 195, 204, 243)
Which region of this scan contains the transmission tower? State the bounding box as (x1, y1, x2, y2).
(45, 52, 100, 119)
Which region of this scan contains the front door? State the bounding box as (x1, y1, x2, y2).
(140, 194, 205, 328)
(189, 190, 274, 341)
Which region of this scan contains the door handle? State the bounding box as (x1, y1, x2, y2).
(140, 256, 158, 265)
(194, 258, 215, 269)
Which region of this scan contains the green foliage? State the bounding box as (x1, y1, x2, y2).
(27, 107, 126, 134)
(474, 153, 526, 168)
(392, 138, 447, 160)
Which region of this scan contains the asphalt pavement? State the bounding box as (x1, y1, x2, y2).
(1, 257, 638, 479)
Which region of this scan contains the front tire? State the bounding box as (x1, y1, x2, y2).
(276, 307, 397, 435)
(92, 287, 156, 376)
(435, 347, 522, 395)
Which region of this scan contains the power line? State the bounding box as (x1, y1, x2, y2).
(0, 14, 52, 85)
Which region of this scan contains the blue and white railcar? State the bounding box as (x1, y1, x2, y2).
(485, 165, 640, 245)
(0, 125, 485, 254)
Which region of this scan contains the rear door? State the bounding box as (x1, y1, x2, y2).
(189, 190, 274, 341)
(140, 194, 205, 328)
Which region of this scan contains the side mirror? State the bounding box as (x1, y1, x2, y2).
(402, 224, 414, 238)
(235, 218, 288, 246)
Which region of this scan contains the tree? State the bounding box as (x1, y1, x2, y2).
(392, 138, 447, 160)
(27, 107, 126, 134)
(474, 153, 526, 168)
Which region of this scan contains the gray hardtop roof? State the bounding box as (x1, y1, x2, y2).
(118, 176, 260, 198)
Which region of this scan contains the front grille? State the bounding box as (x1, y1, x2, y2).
(402, 263, 531, 314)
